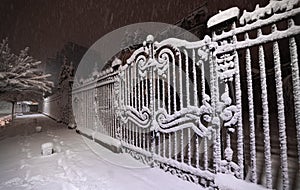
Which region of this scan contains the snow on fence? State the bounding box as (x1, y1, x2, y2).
(115, 34, 218, 186)
(72, 1, 300, 189)
(208, 1, 300, 189)
(72, 70, 119, 140)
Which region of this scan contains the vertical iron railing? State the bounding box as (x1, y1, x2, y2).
(72, 70, 118, 139)
(210, 1, 300, 189)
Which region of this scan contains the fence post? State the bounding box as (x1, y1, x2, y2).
(207, 7, 244, 179)
(145, 35, 157, 167)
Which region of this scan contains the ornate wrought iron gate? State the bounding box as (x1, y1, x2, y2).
(115, 1, 300, 189)
(115, 33, 234, 186)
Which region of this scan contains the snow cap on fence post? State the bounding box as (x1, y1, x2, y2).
(112, 57, 122, 69)
(207, 7, 240, 29)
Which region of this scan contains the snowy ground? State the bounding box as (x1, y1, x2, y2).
(0, 114, 203, 190)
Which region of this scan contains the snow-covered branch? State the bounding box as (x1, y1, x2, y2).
(0, 38, 54, 101)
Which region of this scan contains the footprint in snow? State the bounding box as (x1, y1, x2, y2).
(21, 148, 30, 153)
(4, 177, 23, 185)
(20, 163, 30, 169)
(23, 142, 30, 147)
(57, 158, 87, 182)
(55, 145, 62, 153)
(62, 182, 79, 190)
(25, 170, 31, 181)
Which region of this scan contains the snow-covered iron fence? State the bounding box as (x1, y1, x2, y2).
(115, 34, 217, 186)
(72, 70, 119, 139)
(95, 72, 119, 138)
(71, 0, 300, 189)
(115, 1, 300, 189)
(72, 80, 96, 132)
(209, 1, 300, 189)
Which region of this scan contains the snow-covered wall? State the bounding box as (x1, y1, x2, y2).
(42, 79, 73, 125)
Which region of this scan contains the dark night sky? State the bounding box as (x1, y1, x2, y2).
(0, 0, 265, 65)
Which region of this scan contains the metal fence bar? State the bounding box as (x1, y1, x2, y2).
(105, 85, 108, 134)
(258, 28, 272, 189)
(109, 84, 112, 137)
(272, 23, 289, 190)
(244, 32, 257, 184)
(288, 18, 300, 172)
(187, 128, 191, 166)
(232, 22, 244, 179)
(211, 31, 221, 172)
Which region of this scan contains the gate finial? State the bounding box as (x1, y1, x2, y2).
(146, 35, 154, 43)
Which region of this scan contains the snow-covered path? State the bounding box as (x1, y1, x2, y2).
(0, 114, 203, 190)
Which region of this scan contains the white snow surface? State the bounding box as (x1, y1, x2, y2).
(214, 173, 266, 190)
(0, 114, 203, 190)
(77, 127, 122, 152)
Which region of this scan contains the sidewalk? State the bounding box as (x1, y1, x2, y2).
(0, 114, 202, 190)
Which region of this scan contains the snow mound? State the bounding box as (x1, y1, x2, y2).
(35, 126, 42, 132)
(41, 142, 54, 156)
(77, 127, 122, 153)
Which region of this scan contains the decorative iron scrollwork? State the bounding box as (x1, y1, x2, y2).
(118, 106, 151, 128)
(136, 54, 149, 78)
(152, 95, 213, 137)
(220, 158, 241, 179)
(216, 53, 236, 83)
(125, 35, 172, 78)
(216, 92, 238, 132)
(216, 87, 241, 178)
(196, 45, 210, 66)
